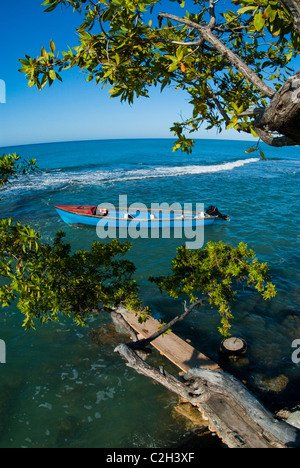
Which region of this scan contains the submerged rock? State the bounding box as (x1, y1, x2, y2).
(173, 398, 209, 431)
(282, 314, 300, 340)
(0, 379, 23, 438)
(252, 373, 289, 394)
(56, 415, 81, 447)
(172, 399, 223, 448)
(277, 406, 300, 429)
(89, 323, 128, 348)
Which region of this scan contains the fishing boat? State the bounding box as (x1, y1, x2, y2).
(55, 205, 218, 228)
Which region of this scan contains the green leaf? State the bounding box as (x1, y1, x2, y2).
(169, 62, 179, 72)
(49, 69, 56, 80)
(260, 150, 266, 160)
(238, 6, 257, 14)
(254, 10, 265, 31)
(250, 127, 259, 138)
(176, 47, 184, 61)
(50, 39, 56, 53)
(19, 59, 30, 65)
(41, 47, 49, 61)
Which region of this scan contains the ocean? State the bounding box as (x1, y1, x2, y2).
(0, 138, 299, 448)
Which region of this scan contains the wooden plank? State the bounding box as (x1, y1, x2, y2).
(115, 310, 300, 448)
(119, 308, 220, 372)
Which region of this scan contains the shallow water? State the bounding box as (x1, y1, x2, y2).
(0, 138, 299, 447)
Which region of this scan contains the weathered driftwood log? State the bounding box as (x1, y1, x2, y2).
(115, 344, 300, 449)
(185, 368, 300, 449)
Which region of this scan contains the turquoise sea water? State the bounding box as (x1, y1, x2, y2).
(0, 138, 299, 448)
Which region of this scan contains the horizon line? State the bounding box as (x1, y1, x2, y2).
(0, 136, 255, 151)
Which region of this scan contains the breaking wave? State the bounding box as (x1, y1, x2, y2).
(2, 157, 260, 195)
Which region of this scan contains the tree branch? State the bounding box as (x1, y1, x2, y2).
(239, 107, 265, 117)
(280, 0, 300, 35)
(254, 127, 297, 147)
(254, 72, 300, 145)
(207, 87, 231, 125)
(206, 0, 218, 30)
(158, 12, 276, 99)
(115, 343, 205, 402)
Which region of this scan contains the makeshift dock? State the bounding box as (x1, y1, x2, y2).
(115, 307, 300, 449)
(118, 308, 220, 372)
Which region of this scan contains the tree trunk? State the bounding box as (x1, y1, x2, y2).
(115, 344, 300, 448)
(281, 0, 300, 36)
(255, 72, 300, 146)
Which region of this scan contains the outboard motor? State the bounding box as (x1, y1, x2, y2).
(206, 205, 230, 221)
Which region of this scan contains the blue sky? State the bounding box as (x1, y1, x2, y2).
(0, 0, 260, 148)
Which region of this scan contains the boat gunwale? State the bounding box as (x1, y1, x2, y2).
(55, 206, 216, 222)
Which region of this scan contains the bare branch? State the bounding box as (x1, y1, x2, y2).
(207, 87, 231, 125)
(206, 0, 218, 30)
(254, 127, 297, 147)
(170, 39, 204, 46)
(115, 343, 203, 402)
(239, 107, 265, 117)
(158, 12, 276, 99)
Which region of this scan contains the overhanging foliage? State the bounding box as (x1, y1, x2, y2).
(19, 0, 300, 152)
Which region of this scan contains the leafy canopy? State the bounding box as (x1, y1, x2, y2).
(19, 0, 300, 152)
(0, 154, 141, 330)
(0, 153, 37, 191)
(151, 241, 277, 337)
(0, 223, 141, 330)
